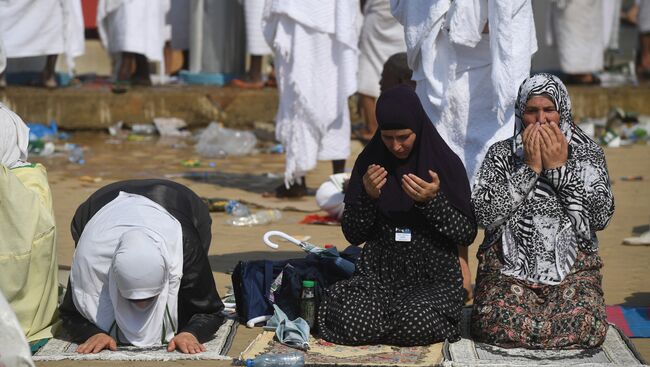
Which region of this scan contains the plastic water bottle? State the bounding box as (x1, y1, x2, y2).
(245, 352, 304, 367)
(68, 146, 85, 164)
(225, 209, 282, 226)
(225, 200, 250, 217)
(300, 280, 316, 329)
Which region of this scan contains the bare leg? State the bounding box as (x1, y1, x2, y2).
(249, 55, 263, 83)
(117, 52, 136, 81)
(42, 54, 58, 89)
(0, 71, 5, 88)
(332, 160, 345, 174)
(359, 94, 378, 140)
(639, 33, 650, 79)
(458, 245, 473, 303)
(133, 53, 151, 86)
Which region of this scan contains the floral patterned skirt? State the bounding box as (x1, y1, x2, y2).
(471, 244, 608, 349)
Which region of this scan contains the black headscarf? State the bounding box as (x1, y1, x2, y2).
(345, 85, 474, 225)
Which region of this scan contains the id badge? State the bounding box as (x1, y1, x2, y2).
(395, 228, 412, 242)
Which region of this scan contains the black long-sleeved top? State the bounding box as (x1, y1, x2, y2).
(59, 179, 224, 344)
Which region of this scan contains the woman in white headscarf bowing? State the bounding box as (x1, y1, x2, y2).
(0, 103, 59, 349)
(60, 179, 224, 354)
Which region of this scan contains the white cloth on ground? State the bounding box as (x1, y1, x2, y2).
(316, 180, 345, 219)
(0, 0, 84, 71)
(244, 0, 272, 56)
(263, 0, 359, 185)
(547, 0, 604, 74)
(390, 0, 537, 184)
(70, 192, 183, 347)
(639, 0, 650, 33)
(358, 0, 406, 98)
(97, 0, 170, 63)
(0, 103, 30, 169)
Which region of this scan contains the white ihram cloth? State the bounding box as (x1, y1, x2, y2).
(390, 0, 537, 184)
(97, 0, 170, 63)
(546, 0, 604, 74)
(263, 0, 359, 185)
(244, 0, 271, 56)
(0, 0, 85, 71)
(70, 192, 183, 347)
(358, 0, 405, 98)
(639, 0, 650, 33)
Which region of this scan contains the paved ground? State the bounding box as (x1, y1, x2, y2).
(29, 131, 650, 366)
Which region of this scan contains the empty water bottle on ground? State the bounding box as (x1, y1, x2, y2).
(225, 200, 250, 217)
(245, 352, 304, 367)
(225, 209, 282, 226)
(68, 146, 85, 164)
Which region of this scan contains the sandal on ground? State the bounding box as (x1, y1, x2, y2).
(111, 80, 131, 94)
(230, 78, 265, 89)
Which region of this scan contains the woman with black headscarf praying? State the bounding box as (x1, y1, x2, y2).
(317, 85, 477, 346)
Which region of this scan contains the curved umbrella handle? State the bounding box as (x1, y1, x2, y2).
(263, 230, 301, 249)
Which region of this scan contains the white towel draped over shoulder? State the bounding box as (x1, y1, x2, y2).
(390, 0, 536, 183)
(97, 0, 170, 63)
(263, 0, 359, 185)
(0, 0, 85, 71)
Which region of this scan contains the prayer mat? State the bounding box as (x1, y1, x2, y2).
(443, 308, 646, 366)
(241, 331, 444, 366)
(32, 318, 237, 362)
(607, 306, 650, 338)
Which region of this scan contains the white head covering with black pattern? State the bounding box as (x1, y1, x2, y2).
(499, 73, 611, 285)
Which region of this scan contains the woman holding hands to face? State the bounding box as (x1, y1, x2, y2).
(470, 73, 615, 349)
(317, 85, 477, 346)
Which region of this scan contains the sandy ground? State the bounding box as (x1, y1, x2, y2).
(31, 132, 650, 366)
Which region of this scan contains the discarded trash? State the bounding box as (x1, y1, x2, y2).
(225, 200, 251, 217)
(108, 121, 125, 137)
(181, 159, 201, 167)
(269, 144, 284, 154)
(195, 122, 257, 158)
(300, 214, 340, 225)
(27, 121, 58, 141)
(68, 146, 85, 164)
(131, 123, 157, 135)
(620, 176, 643, 181)
(208, 162, 217, 168)
(225, 209, 282, 226)
(78, 175, 103, 183)
(623, 230, 650, 246)
(153, 117, 191, 137)
(127, 134, 147, 142)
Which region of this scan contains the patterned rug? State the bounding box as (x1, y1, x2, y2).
(607, 306, 650, 337)
(241, 331, 443, 366)
(32, 318, 237, 361)
(443, 308, 647, 366)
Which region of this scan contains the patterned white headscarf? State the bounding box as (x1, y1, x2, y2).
(500, 73, 611, 285)
(0, 103, 30, 169)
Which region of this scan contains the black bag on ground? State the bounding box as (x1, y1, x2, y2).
(231, 245, 361, 325)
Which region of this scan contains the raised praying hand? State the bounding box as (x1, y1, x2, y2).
(363, 164, 388, 199)
(401, 170, 440, 203)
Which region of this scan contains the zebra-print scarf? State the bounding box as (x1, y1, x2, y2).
(499, 74, 608, 284)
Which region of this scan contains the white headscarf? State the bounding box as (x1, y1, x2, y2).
(0, 103, 30, 169)
(71, 192, 183, 347)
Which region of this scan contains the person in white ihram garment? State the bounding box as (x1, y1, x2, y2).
(390, 0, 538, 301)
(97, 0, 170, 92)
(546, 0, 622, 85)
(262, 0, 360, 198)
(0, 0, 85, 89)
